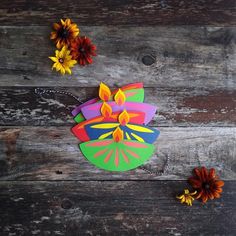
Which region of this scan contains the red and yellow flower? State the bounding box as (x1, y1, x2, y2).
(50, 19, 79, 49)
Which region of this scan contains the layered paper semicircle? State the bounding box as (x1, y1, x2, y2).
(72, 83, 144, 116)
(72, 111, 146, 142)
(81, 102, 157, 125)
(79, 139, 155, 171)
(84, 122, 160, 144)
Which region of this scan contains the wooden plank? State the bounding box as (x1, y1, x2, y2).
(0, 26, 235, 88)
(0, 0, 235, 26)
(1, 87, 236, 127)
(0, 181, 235, 235)
(0, 126, 235, 180)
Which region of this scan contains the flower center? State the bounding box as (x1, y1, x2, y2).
(203, 182, 210, 189)
(59, 58, 64, 63)
(59, 29, 69, 39)
(79, 47, 85, 53)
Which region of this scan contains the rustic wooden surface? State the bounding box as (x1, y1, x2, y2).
(0, 181, 235, 235)
(0, 127, 235, 181)
(0, 0, 236, 235)
(0, 0, 235, 26)
(0, 26, 235, 87)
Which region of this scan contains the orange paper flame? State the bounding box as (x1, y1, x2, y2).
(101, 102, 112, 118)
(99, 82, 111, 102)
(114, 89, 126, 106)
(118, 110, 130, 126)
(112, 127, 124, 142)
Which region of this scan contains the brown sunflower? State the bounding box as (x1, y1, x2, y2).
(70, 36, 97, 66)
(188, 167, 224, 203)
(50, 19, 79, 49)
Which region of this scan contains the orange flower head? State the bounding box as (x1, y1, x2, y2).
(50, 19, 79, 49)
(99, 82, 111, 102)
(118, 110, 130, 126)
(112, 127, 124, 142)
(101, 102, 112, 118)
(188, 167, 224, 203)
(114, 89, 126, 106)
(70, 36, 97, 66)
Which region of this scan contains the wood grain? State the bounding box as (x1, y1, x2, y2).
(0, 0, 235, 26)
(0, 26, 235, 88)
(0, 181, 235, 235)
(1, 87, 236, 127)
(0, 126, 235, 180)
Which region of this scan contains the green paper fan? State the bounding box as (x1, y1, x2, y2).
(80, 139, 155, 171)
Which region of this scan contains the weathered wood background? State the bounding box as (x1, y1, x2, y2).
(0, 0, 236, 235)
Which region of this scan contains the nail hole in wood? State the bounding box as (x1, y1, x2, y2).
(142, 55, 155, 66)
(55, 170, 63, 174)
(23, 76, 30, 80)
(61, 198, 73, 209)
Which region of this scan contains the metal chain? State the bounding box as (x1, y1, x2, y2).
(138, 154, 170, 176)
(35, 88, 83, 104)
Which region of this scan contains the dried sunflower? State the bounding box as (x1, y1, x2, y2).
(176, 189, 197, 206)
(70, 36, 97, 66)
(50, 19, 79, 49)
(188, 167, 224, 203)
(49, 46, 77, 75)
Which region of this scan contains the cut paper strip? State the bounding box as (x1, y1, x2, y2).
(72, 111, 146, 142)
(74, 112, 86, 123)
(81, 102, 157, 125)
(80, 139, 155, 171)
(85, 122, 160, 144)
(72, 83, 144, 116)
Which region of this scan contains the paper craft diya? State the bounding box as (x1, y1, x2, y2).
(79, 127, 155, 171)
(81, 101, 156, 125)
(72, 82, 144, 117)
(71, 82, 159, 172)
(72, 109, 146, 142)
(79, 109, 160, 143)
(85, 122, 159, 144)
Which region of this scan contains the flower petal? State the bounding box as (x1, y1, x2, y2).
(195, 190, 203, 199)
(202, 194, 208, 203)
(213, 192, 221, 198)
(49, 56, 58, 63)
(201, 167, 208, 182)
(215, 188, 223, 193)
(208, 168, 216, 179)
(188, 177, 202, 188)
(193, 167, 202, 180)
(215, 180, 224, 187)
(53, 23, 61, 30)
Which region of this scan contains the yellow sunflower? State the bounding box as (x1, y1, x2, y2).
(49, 46, 77, 75)
(50, 18, 79, 49)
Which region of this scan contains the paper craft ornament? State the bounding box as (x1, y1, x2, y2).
(80, 101, 156, 125)
(74, 112, 86, 123)
(79, 127, 155, 171)
(72, 82, 144, 117)
(84, 122, 160, 144)
(72, 110, 146, 142)
(71, 82, 160, 172)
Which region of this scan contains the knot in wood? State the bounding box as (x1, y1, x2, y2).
(61, 198, 73, 209)
(142, 55, 155, 66)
